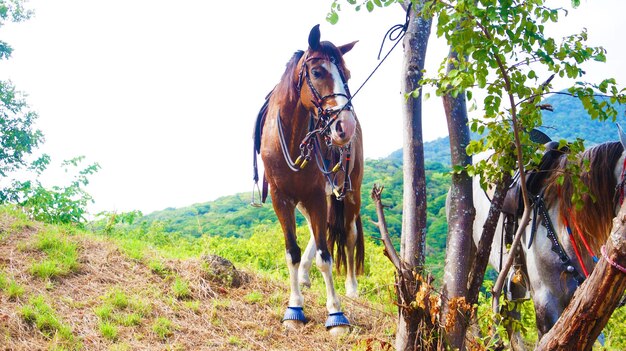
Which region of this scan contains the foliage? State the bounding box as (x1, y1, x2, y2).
(0, 1, 47, 202)
(0, 1, 100, 227)
(421, 0, 626, 187)
(8, 157, 101, 226)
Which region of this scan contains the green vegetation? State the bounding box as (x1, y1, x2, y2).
(28, 228, 79, 280)
(152, 317, 174, 340)
(20, 295, 80, 349)
(172, 276, 191, 300)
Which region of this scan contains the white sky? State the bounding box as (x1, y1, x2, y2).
(0, 0, 624, 215)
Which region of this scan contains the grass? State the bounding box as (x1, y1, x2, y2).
(0, 271, 25, 300)
(244, 291, 263, 304)
(106, 288, 129, 310)
(99, 321, 119, 341)
(29, 228, 79, 279)
(20, 295, 79, 348)
(152, 317, 174, 340)
(172, 276, 191, 299)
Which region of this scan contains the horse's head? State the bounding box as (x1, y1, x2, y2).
(296, 25, 358, 147)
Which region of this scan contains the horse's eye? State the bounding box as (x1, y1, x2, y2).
(311, 68, 323, 79)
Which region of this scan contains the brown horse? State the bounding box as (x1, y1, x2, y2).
(254, 25, 364, 334)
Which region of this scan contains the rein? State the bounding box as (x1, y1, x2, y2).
(531, 194, 586, 286)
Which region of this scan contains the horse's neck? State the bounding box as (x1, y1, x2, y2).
(277, 102, 312, 151)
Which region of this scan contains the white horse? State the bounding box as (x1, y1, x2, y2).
(472, 135, 626, 342)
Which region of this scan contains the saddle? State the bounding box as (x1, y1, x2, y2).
(499, 134, 568, 301)
(501, 140, 568, 217)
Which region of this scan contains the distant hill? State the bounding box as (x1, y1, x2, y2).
(537, 93, 626, 143)
(391, 93, 626, 164)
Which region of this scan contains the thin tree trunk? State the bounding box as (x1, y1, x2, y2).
(535, 202, 626, 351)
(440, 47, 474, 350)
(396, 1, 433, 349)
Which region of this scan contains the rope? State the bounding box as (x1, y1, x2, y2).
(341, 3, 412, 108)
(601, 245, 626, 274)
(567, 208, 599, 263)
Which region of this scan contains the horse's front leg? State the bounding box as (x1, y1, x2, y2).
(272, 194, 306, 330)
(297, 204, 316, 289)
(304, 198, 351, 335)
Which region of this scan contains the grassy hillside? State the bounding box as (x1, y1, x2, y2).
(0, 206, 396, 350)
(3, 205, 626, 349)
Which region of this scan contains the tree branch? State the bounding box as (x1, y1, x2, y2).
(371, 184, 403, 271)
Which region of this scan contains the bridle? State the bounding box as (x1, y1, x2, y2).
(296, 52, 353, 143)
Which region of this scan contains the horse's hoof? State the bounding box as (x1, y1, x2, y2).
(282, 306, 307, 331)
(328, 324, 350, 336)
(282, 319, 305, 331)
(325, 311, 350, 335)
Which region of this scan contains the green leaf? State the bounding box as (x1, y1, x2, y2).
(366, 1, 374, 12)
(326, 11, 339, 25)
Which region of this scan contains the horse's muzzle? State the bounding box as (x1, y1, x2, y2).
(330, 111, 356, 146)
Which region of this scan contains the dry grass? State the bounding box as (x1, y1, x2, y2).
(0, 213, 395, 350)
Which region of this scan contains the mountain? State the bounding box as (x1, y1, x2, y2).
(391, 93, 626, 164)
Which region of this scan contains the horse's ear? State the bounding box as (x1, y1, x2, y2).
(308, 24, 321, 51)
(617, 123, 626, 150)
(338, 41, 358, 55)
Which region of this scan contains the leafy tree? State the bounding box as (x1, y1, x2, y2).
(0, 0, 47, 198)
(0, 1, 99, 226)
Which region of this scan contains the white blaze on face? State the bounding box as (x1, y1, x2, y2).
(325, 61, 356, 146)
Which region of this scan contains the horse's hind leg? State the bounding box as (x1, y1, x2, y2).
(303, 198, 351, 335)
(344, 214, 362, 298)
(272, 195, 306, 329)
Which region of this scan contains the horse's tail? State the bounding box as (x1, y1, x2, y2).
(355, 214, 364, 275)
(327, 196, 364, 275)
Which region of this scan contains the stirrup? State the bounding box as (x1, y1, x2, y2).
(506, 267, 530, 301)
(249, 182, 263, 208)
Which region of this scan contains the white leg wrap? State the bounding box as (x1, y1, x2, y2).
(286, 251, 303, 307)
(316, 250, 341, 313)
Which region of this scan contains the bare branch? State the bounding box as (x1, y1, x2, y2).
(370, 184, 403, 271)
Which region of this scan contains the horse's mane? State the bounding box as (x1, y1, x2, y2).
(274, 50, 304, 107)
(544, 141, 624, 253)
(273, 42, 351, 108)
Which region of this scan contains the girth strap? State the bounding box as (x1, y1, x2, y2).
(531, 195, 586, 286)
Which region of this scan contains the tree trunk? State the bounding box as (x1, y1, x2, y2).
(396, 1, 433, 350)
(535, 202, 626, 351)
(440, 46, 474, 350)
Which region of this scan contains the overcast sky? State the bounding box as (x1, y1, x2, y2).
(0, 0, 624, 215)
